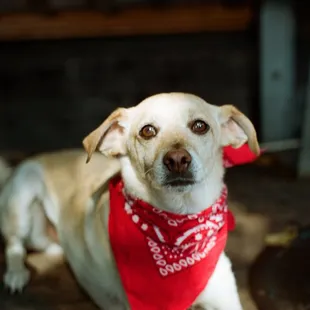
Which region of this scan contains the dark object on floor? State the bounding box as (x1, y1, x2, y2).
(249, 223, 310, 310)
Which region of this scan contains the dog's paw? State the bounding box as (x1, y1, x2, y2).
(3, 268, 30, 293)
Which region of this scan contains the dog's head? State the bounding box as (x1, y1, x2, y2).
(83, 93, 259, 211)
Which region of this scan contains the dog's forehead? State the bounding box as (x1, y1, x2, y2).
(134, 93, 214, 121)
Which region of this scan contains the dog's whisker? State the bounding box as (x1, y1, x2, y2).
(144, 167, 154, 176)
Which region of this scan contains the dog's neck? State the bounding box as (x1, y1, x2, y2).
(119, 156, 225, 215)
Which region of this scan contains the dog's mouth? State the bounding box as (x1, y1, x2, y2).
(163, 172, 196, 187)
(165, 179, 196, 187)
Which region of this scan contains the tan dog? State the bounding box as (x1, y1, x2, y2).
(0, 93, 259, 310)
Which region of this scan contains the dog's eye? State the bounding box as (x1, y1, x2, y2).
(191, 120, 209, 135)
(139, 125, 157, 139)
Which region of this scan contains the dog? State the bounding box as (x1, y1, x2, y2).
(0, 93, 259, 309)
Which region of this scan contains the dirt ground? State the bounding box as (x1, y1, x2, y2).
(0, 159, 309, 310)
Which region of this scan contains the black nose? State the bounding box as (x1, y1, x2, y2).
(163, 148, 192, 173)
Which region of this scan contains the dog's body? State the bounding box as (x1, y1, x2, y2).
(0, 149, 120, 293)
(0, 93, 259, 309)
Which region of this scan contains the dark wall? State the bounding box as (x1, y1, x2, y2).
(0, 32, 256, 152)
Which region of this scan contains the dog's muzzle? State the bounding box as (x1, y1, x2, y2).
(163, 148, 195, 186)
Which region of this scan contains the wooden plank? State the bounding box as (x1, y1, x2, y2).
(0, 4, 252, 41)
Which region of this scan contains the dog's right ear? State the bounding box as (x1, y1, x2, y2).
(82, 108, 129, 163)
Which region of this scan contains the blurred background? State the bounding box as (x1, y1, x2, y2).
(0, 1, 309, 310)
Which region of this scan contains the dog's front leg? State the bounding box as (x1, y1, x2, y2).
(192, 253, 243, 310)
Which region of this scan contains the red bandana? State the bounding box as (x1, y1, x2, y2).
(108, 144, 259, 310)
(223, 144, 260, 168)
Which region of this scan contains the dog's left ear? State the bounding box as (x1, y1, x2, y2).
(83, 108, 130, 163)
(219, 105, 260, 155)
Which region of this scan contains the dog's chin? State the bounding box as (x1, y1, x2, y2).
(166, 184, 195, 193)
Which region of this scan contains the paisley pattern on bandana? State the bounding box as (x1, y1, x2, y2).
(123, 187, 228, 277)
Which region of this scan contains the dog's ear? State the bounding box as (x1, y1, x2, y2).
(83, 108, 129, 163)
(219, 105, 260, 155)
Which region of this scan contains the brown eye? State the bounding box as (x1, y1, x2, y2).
(139, 125, 157, 139)
(191, 120, 209, 135)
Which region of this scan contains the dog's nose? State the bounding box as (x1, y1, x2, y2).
(163, 148, 192, 173)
